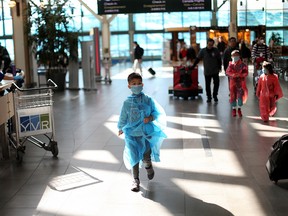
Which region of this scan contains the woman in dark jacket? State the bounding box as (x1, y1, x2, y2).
(240, 41, 251, 65)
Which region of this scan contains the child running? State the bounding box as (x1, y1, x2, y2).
(256, 61, 283, 122)
(118, 72, 167, 192)
(226, 50, 249, 117)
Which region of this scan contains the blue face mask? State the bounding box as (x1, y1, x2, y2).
(232, 56, 240, 62)
(130, 85, 143, 95)
(263, 68, 269, 74)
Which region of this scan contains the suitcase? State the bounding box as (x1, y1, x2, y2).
(266, 134, 288, 183)
(148, 68, 156, 75)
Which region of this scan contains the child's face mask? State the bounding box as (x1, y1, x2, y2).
(263, 68, 269, 74)
(232, 56, 240, 63)
(130, 85, 143, 95)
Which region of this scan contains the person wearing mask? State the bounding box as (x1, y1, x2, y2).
(190, 38, 222, 103)
(223, 37, 239, 91)
(256, 61, 283, 122)
(118, 73, 167, 192)
(225, 50, 248, 117)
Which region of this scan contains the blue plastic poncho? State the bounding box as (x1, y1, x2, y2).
(118, 92, 167, 170)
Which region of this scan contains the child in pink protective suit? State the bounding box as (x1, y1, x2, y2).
(226, 50, 248, 117)
(256, 61, 283, 122)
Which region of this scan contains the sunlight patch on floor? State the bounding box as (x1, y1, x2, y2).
(73, 150, 119, 163)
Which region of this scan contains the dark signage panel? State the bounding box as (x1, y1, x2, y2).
(97, 0, 212, 15)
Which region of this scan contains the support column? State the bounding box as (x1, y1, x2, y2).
(129, 14, 135, 63)
(102, 16, 110, 55)
(229, 0, 238, 39)
(211, 0, 218, 27)
(11, 0, 31, 87)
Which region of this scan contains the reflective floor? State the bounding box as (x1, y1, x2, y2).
(1, 61, 288, 216)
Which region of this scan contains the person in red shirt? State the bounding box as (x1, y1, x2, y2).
(226, 50, 248, 117)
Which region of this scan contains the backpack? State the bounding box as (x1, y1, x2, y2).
(139, 47, 144, 56)
(266, 134, 288, 183)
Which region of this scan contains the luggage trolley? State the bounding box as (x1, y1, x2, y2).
(168, 65, 203, 100)
(8, 79, 58, 162)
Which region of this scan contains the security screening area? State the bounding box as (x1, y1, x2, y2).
(1, 0, 288, 215)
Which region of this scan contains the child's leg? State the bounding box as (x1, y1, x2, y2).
(231, 101, 237, 117)
(143, 146, 154, 180)
(237, 98, 243, 117)
(132, 163, 139, 179)
(131, 163, 140, 192)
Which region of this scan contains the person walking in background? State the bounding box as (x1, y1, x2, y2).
(217, 36, 226, 63)
(102, 48, 112, 83)
(239, 40, 251, 66)
(223, 37, 239, 72)
(256, 61, 283, 122)
(186, 44, 196, 66)
(190, 38, 222, 103)
(223, 37, 239, 91)
(118, 73, 167, 192)
(132, 41, 144, 75)
(251, 37, 270, 88)
(226, 50, 248, 117)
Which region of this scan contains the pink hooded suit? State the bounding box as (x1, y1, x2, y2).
(256, 73, 283, 121)
(226, 60, 249, 105)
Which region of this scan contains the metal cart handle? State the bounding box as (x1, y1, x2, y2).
(12, 79, 58, 91)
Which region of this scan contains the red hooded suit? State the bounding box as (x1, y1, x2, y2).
(226, 60, 249, 105)
(256, 73, 283, 121)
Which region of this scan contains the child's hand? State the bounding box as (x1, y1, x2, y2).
(144, 116, 153, 124)
(118, 130, 123, 136)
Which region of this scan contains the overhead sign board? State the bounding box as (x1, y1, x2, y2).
(97, 0, 212, 15)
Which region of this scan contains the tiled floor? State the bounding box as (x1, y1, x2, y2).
(1, 60, 288, 216)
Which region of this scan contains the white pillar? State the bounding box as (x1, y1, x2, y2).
(102, 16, 110, 54)
(11, 0, 31, 87)
(229, 0, 238, 39)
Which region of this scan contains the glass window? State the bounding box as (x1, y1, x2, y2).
(133, 33, 164, 57)
(183, 12, 199, 26)
(134, 13, 164, 30)
(199, 12, 212, 27)
(81, 15, 101, 32)
(163, 12, 183, 28)
(247, 10, 265, 26)
(110, 34, 129, 58)
(178, 32, 190, 46)
(284, 30, 288, 46)
(266, 30, 284, 46)
(218, 10, 230, 26)
(4, 19, 13, 35)
(284, 10, 288, 26)
(196, 32, 209, 48)
(266, 10, 283, 26)
(110, 14, 128, 31)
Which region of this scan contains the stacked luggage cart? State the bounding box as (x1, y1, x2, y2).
(274, 56, 288, 81)
(168, 65, 203, 100)
(8, 79, 58, 162)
